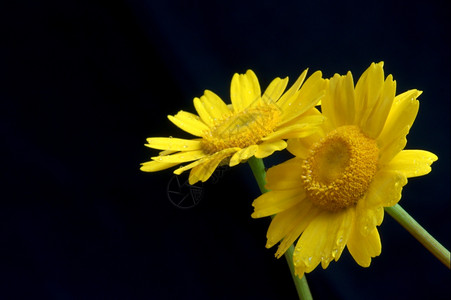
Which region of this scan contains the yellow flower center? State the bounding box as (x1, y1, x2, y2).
(301, 125, 379, 211)
(201, 103, 281, 154)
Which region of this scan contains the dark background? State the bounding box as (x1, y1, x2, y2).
(1, 0, 450, 299)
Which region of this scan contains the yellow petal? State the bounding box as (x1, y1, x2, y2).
(252, 188, 306, 218)
(378, 126, 409, 164)
(230, 70, 261, 112)
(359, 74, 396, 138)
(356, 171, 402, 237)
(193, 97, 215, 127)
(347, 225, 381, 268)
(201, 90, 231, 120)
(265, 158, 303, 191)
(384, 150, 438, 178)
(174, 159, 204, 175)
(355, 188, 385, 237)
(229, 145, 258, 166)
(319, 208, 355, 269)
(354, 62, 385, 128)
(262, 76, 288, 104)
(140, 160, 180, 172)
(279, 71, 327, 126)
(254, 140, 287, 158)
(276, 69, 308, 107)
(273, 201, 320, 258)
(151, 150, 206, 163)
(263, 115, 324, 142)
(292, 208, 354, 274)
(286, 131, 324, 159)
(145, 137, 201, 151)
(364, 170, 407, 208)
(265, 198, 313, 249)
(355, 205, 384, 237)
(322, 71, 355, 128)
(168, 111, 209, 137)
(188, 148, 238, 184)
(377, 89, 421, 162)
(173, 148, 238, 175)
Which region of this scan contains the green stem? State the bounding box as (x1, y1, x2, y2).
(385, 204, 450, 269)
(248, 156, 313, 300)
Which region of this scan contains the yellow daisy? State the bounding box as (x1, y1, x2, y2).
(141, 69, 327, 184)
(251, 62, 438, 278)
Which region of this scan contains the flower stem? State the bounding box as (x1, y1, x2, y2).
(385, 204, 450, 269)
(248, 156, 313, 300)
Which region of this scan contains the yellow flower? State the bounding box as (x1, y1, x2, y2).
(141, 69, 327, 184)
(251, 62, 438, 278)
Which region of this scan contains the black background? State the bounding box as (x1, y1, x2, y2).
(1, 0, 450, 299)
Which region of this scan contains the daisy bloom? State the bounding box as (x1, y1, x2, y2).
(251, 62, 438, 278)
(141, 69, 327, 184)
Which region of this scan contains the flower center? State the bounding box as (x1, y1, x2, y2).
(301, 125, 379, 211)
(201, 103, 281, 154)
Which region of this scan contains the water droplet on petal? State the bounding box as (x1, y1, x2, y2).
(363, 225, 369, 234)
(303, 256, 313, 267)
(331, 248, 338, 258)
(294, 247, 301, 256)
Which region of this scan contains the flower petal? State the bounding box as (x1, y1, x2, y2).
(278, 71, 327, 126)
(252, 188, 306, 218)
(360, 74, 396, 138)
(254, 140, 287, 159)
(354, 62, 385, 129)
(168, 111, 210, 137)
(173, 148, 239, 175)
(262, 76, 288, 104)
(229, 145, 259, 166)
(347, 226, 381, 268)
(273, 201, 320, 258)
(173, 160, 204, 175)
(377, 89, 421, 162)
(265, 198, 311, 248)
(230, 70, 261, 112)
(364, 169, 408, 208)
(201, 90, 231, 120)
(140, 160, 180, 172)
(292, 208, 354, 275)
(322, 71, 355, 128)
(188, 148, 238, 184)
(276, 69, 308, 107)
(286, 131, 324, 159)
(263, 115, 324, 142)
(151, 150, 206, 163)
(319, 208, 355, 269)
(355, 205, 384, 237)
(353, 170, 405, 237)
(193, 97, 215, 127)
(145, 137, 201, 151)
(378, 126, 409, 164)
(384, 150, 438, 178)
(265, 158, 303, 191)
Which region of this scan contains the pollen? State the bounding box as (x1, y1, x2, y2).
(301, 125, 379, 211)
(201, 103, 281, 154)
